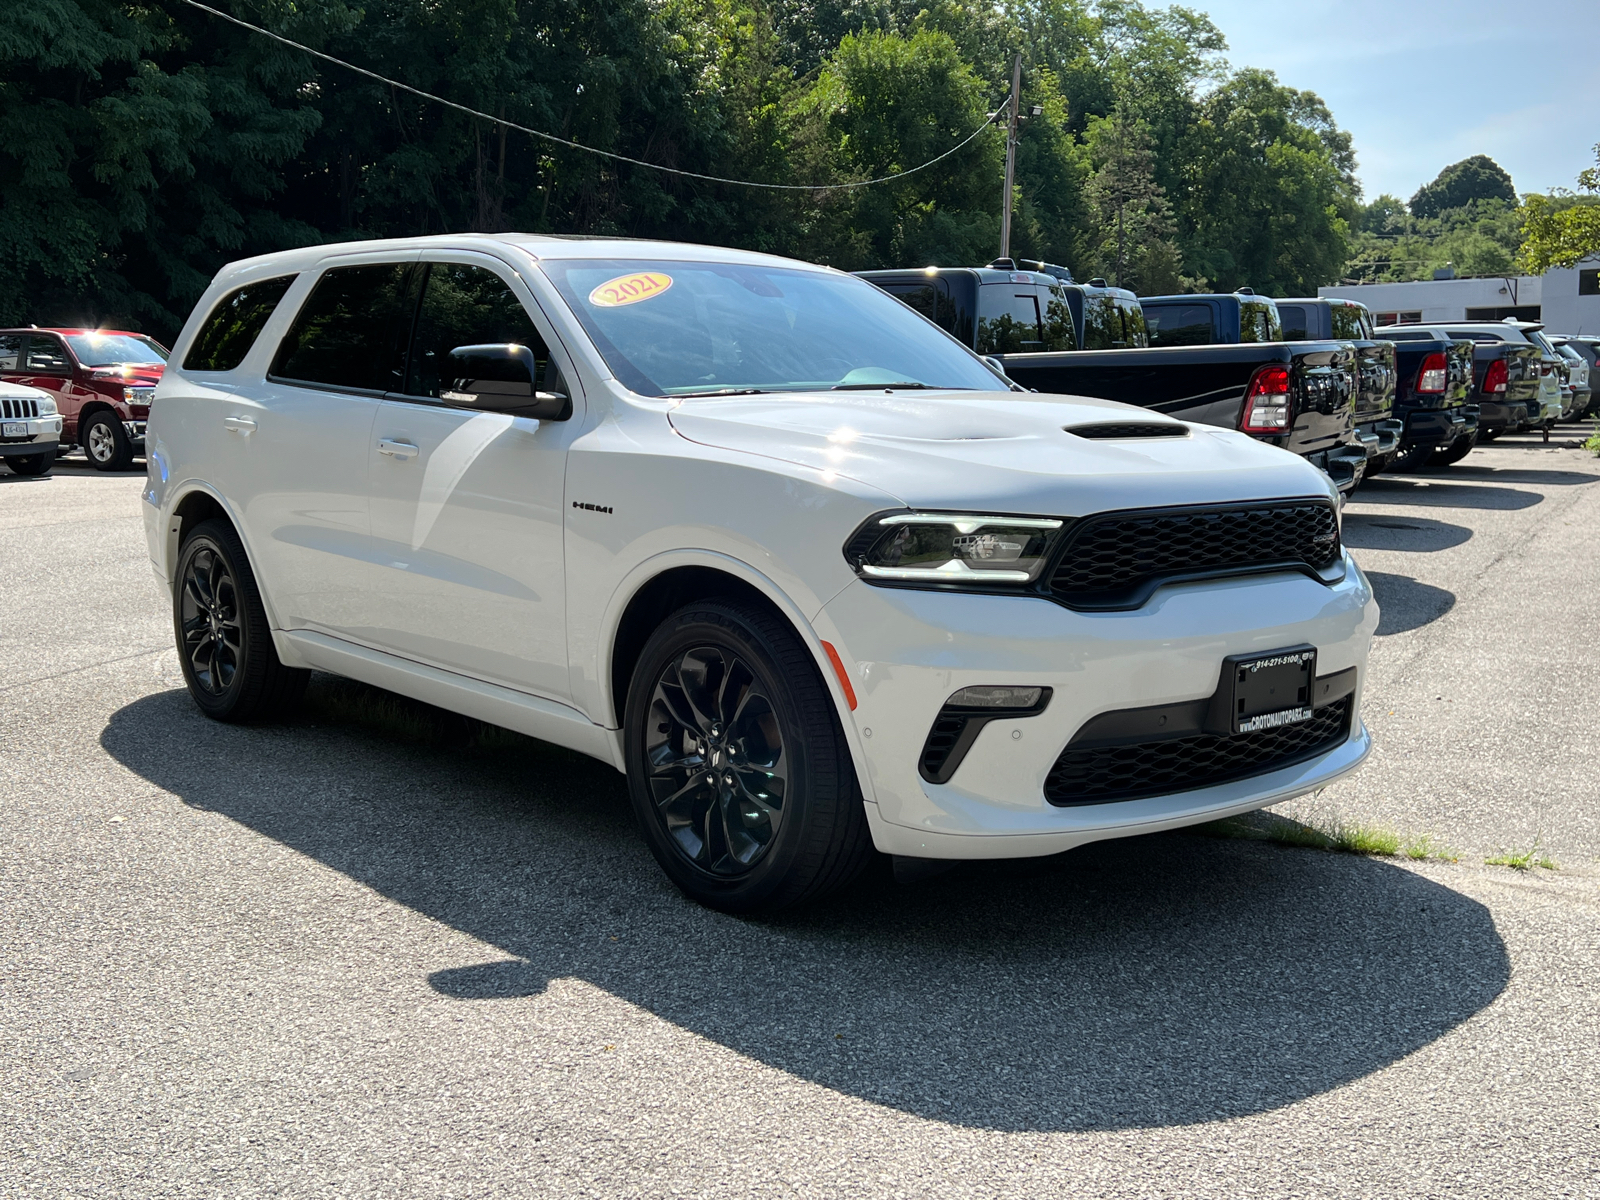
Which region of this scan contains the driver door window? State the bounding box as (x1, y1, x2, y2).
(405, 264, 565, 399)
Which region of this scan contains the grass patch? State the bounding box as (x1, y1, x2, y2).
(1198, 810, 1457, 862)
(1484, 844, 1559, 872)
(301, 673, 536, 752)
(1584, 419, 1600, 457)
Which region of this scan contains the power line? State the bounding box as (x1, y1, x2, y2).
(176, 0, 1004, 193)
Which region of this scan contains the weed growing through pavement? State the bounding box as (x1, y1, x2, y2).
(1197, 809, 1458, 862)
(1584, 418, 1600, 457)
(1484, 841, 1559, 872)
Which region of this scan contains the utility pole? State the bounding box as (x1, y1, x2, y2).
(998, 53, 1022, 262)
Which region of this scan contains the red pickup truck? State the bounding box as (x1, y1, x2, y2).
(0, 327, 168, 470)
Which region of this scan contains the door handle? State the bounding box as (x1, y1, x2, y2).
(223, 415, 256, 435)
(377, 438, 419, 460)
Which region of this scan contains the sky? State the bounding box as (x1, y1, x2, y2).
(1174, 0, 1600, 203)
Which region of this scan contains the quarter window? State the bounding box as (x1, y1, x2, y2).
(976, 290, 1043, 355)
(185, 275, 297, 372)
(1145, 303, 1215, 347)
(0, 334, 22, 371)
(271, 263, 415, 392)
(405, 263, 561, 399)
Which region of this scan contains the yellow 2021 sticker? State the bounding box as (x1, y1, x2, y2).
(589, 271, 673, 308)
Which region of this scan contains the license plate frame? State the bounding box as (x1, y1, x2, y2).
(1, 422, 26, 438)
(1225, 645, 1317, 734)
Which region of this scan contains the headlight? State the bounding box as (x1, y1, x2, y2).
(34, 395, 57, 416)
(844, 512, 1064, 585)
(123, 385, 155, 405)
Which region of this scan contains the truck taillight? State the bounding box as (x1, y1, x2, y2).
(1417, 352, 1447, 393)
(1240, 364, 1292, 433)
(1483, 360, 1507, 393)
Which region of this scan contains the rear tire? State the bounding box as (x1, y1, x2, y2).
(83, 411, 135, 471)
(173, 518, 309, 722)
(1430, 431, 1478, 466)
(1478, 429, 1499, 443)
(623, 599, 874, 913)
(5, 451, 55, 476)
(1390, 443, 1435, 473)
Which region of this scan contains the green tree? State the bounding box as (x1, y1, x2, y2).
(1081, 105, 1180, 292)
(1518, 145, 1600, 274)
(1409, 154, 1515, 219)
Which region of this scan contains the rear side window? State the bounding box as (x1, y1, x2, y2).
(1145, 303, 1215, 347)
(1042, 289, 1077, 351)
(976, 289, 1043, 355)
(1330, 304, 1368, 340)
(405, 263, 559, 399)
(0, 333, 22, 370)
(272, 263, 414, 392)
(1279, 305, 1309, 340)
(1240, 302, 1281, 343)
(184, 275, 297, 372)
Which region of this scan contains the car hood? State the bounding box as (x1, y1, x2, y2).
(89, 362, 166, 387)
(0, 380, 53, 400)
(667, 390, 1334, 514)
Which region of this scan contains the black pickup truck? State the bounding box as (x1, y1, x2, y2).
(1438, 322, 1556, 439)
(855, 271, 1367, 493)
(1276, 297, 1400, 469)
(1373, 326, 1478, 468)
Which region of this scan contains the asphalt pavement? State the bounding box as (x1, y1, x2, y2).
(2, 440, 1598, 1198)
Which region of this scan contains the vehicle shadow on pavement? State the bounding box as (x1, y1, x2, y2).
(101, 688, 1509, 1134)
(1340, 513, 1471, 553)
(1357, 571, 1456, 636)
(1353, 478, 1544, 510)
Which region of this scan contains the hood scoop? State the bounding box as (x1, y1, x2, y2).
(1066, 422, 1189, 440)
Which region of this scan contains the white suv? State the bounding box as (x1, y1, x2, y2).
(144, 235, 1377, 911)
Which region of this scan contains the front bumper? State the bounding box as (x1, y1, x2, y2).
(819, 556, 1377, 859)
(0, 416, 62, 456)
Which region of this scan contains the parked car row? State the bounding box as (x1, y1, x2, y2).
(0, 327, 166, 475)
(854, 261, 1595, 490)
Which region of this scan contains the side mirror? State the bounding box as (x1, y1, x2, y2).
(442, 344, 571, 421)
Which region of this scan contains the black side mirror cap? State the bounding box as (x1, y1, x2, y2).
(442, 343, 572, 421)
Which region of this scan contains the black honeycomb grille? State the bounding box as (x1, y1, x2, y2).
(1044, 697, 1351, 806)
(1049, 501, 1340, 609)
(1066, 422, 1188, 439)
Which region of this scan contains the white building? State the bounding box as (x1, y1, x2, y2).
(1318, 257, 1600, 333)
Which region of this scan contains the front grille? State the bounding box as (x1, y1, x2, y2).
(1044, 697, 1351, 806)
(1, 397, 40, 419)
(1066, 422, 1188, 440)
(1049, 501, 1340, 610)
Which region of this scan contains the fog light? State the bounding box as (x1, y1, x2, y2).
(948, 685, 1044, 709)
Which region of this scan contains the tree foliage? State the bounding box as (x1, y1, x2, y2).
(0, 0, 1368, 337)
(1409, 154, 1515, 220)
(1518, 145, 1600, 275)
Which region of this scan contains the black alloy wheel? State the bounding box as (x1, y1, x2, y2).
(4, 451, 55, 476)
(173, 518, 309, 722)
(645, 644, 790, 876)
(83, 411, 135, 471)
(624, 599, 873, 912)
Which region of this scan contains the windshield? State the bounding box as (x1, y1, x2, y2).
(541, 259, 1001, 396)
(65, 333, 168, 367)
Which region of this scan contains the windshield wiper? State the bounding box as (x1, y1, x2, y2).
(831, 381, 939, 391)
(670, 387, 774, 398)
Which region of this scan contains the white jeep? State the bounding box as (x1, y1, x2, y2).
(144, 235, 1376, 910)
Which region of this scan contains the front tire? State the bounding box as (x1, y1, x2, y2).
(5, 451, 55, 476)
(173, 518, 309, 722)
(624, 600, 873, 913)
(83, 411, 135, 471)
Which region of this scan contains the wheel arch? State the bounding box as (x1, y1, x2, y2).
(600, 554, 876, 807)
(74, 400, 121, 445)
